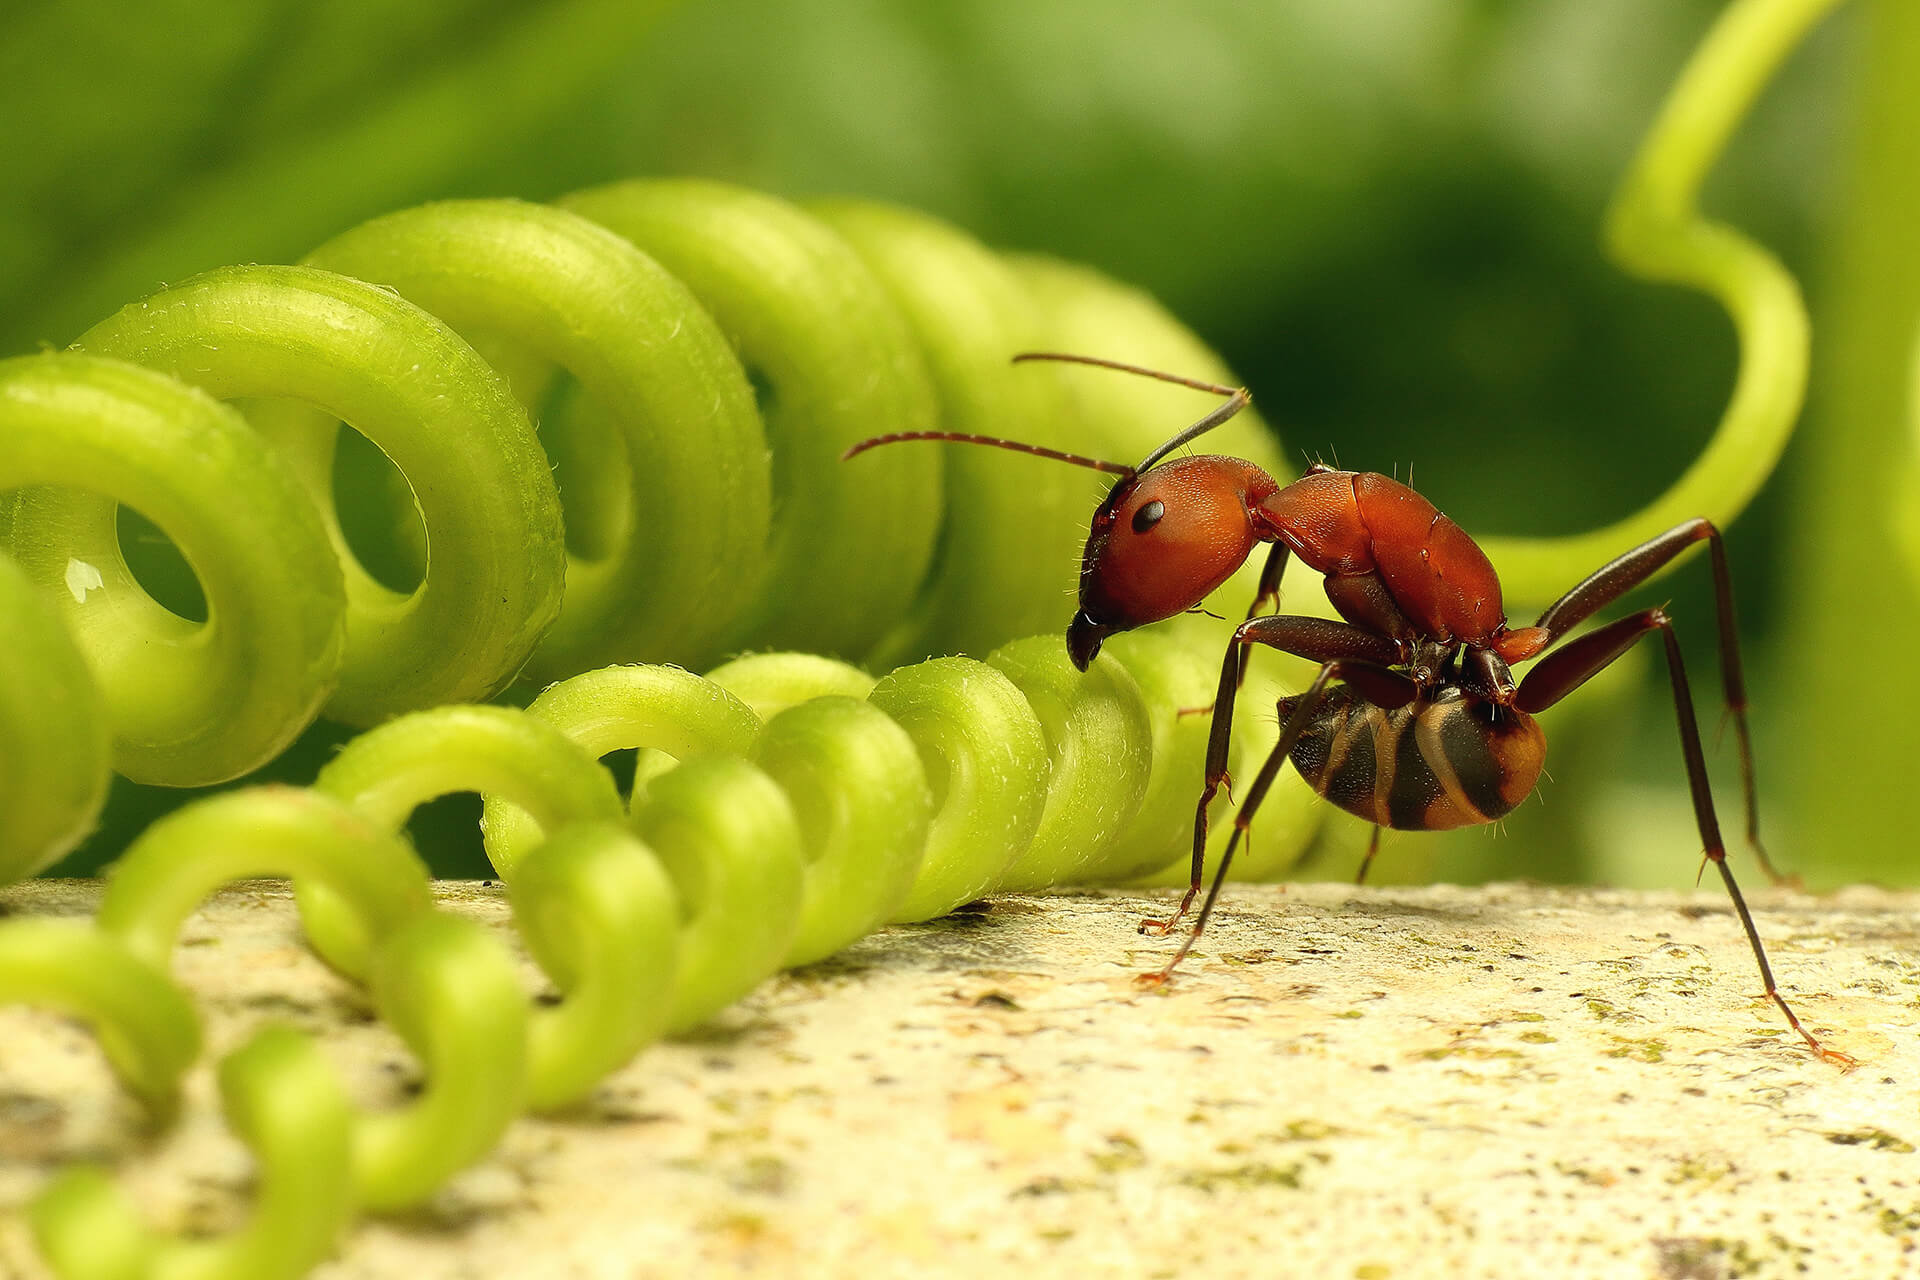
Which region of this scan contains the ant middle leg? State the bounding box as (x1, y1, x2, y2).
(1355, 826, 1384, 885)
(1143, 616, 1401, 940)
(1144, 659, 1417, 982)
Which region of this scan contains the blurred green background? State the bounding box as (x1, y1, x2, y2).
(5, 0, 1912, 889)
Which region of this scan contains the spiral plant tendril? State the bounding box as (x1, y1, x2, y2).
(0, 0, 1850, 1274)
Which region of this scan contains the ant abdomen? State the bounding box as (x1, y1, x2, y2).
(1280, 684, 1546, 831)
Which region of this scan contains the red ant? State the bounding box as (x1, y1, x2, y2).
(847, 352, 1845, 1063)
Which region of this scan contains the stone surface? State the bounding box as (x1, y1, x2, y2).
(0, 878, 1916, 1280)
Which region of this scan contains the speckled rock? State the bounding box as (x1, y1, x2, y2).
(0, 879, 1914, 1280)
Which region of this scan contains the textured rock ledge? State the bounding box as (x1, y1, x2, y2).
(0, 879, 1915, 1280)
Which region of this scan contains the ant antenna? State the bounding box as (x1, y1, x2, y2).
(840, 432, 1133, 476)
(839, 352, 1251, 477)
(1012, 352, 1252, 473)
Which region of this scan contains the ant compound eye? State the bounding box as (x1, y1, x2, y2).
(1131, 499, 1165, 534)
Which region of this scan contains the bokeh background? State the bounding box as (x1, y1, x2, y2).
(5, 0, 1912, 889)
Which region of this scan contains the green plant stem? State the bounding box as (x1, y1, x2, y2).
(0, 557, 109, 878)
(303, 199, 773, 676)
(0, 354, 344, 786)
(1783, 0, 1920, 885)
(564, 182, 944, 661)
(77, 266, 566, 727)
(1482, 0, 1846, 605)
(510, 822, 680, 1111)
(32, 1026, 355, 1280)
(0, 921, 199, 1119)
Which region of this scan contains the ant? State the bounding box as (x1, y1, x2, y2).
(846, 352, 1845, 1063)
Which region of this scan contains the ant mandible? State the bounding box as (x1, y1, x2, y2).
(846, 352, 1843, 1063)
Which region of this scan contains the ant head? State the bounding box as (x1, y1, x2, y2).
(1068, 456, 1274, 669)
(841, 351, 1260, 673)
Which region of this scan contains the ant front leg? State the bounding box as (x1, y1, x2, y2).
(1141, 614, 1399, 939)
(1528, 518, 1787, 884)
(1516, 609, 1849, 1064)
(1146, 655, 1417, 983)
(1185, 542, 1295, 717)
(1232, 541, 1293, 693)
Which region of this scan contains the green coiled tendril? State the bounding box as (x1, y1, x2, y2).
(1481, 0, 1844, 601)
(0, 0, 1845, 1273)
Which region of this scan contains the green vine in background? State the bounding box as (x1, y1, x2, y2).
(0, 557, 109, 874)
(1483, 0, 1841, 603)
(1905, 329, 1920, 578)
(1782, 0, 1920, 887)
(0, 0, 1854, 1273)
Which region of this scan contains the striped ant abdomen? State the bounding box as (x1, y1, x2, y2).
(1281, 685, 1546, 831)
